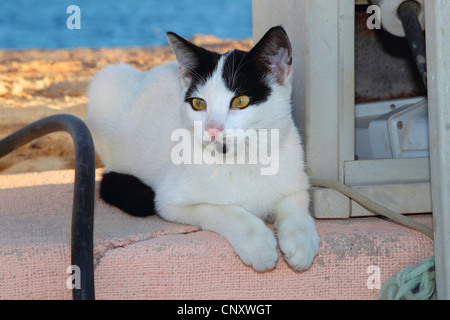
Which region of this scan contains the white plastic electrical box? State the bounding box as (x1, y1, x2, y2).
(355, 97, 429, 160)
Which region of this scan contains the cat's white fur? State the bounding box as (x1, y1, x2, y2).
(87, 41, 320, 271)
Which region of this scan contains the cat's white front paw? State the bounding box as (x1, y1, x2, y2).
(278, 225, 320, 271)
(230, 222, 278, 272)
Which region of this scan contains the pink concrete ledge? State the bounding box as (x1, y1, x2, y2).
(0, 170, 433, 299)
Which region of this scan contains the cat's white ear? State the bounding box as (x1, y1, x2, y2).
(250, 26, 293, 86)
(166, 32, 201, 86)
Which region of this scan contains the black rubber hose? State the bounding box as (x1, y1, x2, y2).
(398, 1, 427, 87)
(0, 114, 95, 300)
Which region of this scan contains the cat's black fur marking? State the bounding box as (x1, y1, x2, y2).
(166, 32, 222, 101)
(100, 172, 156, 217)
(222, 50, 272, 106)
(167, 31, 272, 107)
(184, 48, 222, 100)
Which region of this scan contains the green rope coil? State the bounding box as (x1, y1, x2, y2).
(310, 178, 436, 300)
(379, 256, 436, 300)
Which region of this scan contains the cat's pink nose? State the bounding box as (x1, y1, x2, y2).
(206, 127, 223, 139)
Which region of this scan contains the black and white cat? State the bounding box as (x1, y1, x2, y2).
(87, 26, 320, 271)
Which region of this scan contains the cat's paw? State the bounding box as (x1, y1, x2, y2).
(278, 225, 320, 271)
(231, 222, 279, 272)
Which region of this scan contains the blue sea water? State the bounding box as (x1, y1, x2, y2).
(0, 0, 252, 49)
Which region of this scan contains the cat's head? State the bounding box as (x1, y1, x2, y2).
(167, 26, 293, 155)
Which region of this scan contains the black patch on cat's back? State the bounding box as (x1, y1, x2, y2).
(100, 172, 157, 217)
(222, 50, 272, 105)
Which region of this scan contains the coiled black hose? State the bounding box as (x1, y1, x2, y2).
(0, 114, 95, 300)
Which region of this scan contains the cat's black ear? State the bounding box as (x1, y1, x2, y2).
(166, 32, 211, 86)
(250, 26, 293, 85)
(166, 32, 199, 79)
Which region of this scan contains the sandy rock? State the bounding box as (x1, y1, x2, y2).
(0, 80, 11, 96)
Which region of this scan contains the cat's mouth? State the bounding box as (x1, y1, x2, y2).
(205, 132, 228, 153)
(215, 142, 228, 154)
(205, 136, 254, 155)
(201, 131, 257, 155)
(203, 140, 228, 154)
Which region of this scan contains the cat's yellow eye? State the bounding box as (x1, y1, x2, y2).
(231, 95, 250, 109)
(191, 98, 206, 111)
